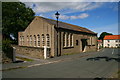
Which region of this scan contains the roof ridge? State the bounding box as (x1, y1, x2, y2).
(104, 35, 120, 40)
(105, 35, 120, 36)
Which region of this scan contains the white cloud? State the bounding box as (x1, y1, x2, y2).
(23, 2, 103, 14)
(20, 0, 119, 2)
(77, 13, 89, 19)
(52, 13, 89, 20)
(72, 2, 102, 12)
(59, 15, 70, 20)
(52, 14, 69, 20)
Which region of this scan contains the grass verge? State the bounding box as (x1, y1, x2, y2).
(16, 56, 33, 61)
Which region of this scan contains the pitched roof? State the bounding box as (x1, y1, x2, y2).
(104, 35, 120, 40)
(97, 40, 102, 42)
(37, 16, 97, 34)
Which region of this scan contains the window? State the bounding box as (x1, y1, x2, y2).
(119, 40, 120, 42)
(30, 35, 32, 46)
(34, 35, 37, 47)
(42, 34, 45, 46)
(46, 34, 50, 47)
(72, 34, 73, 46)
(68, 33, 70, 46)
(37, 35, 40, 47)
(27, 35, 29, 46)
(22, 36, 24, 45)
(70, 34, 73, 46)
(107, 40, 110, 42)
(20, 36, 22, 45)
(63, 33, 73, 47)
(66, 33, 69, 46)
(116, 40, 118, 42)
(116, 44, 118, 46)
(63, 32, 74, 47)
(76, 40, 79, 46)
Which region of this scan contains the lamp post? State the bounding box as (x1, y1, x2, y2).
(55, 11, 60, 56)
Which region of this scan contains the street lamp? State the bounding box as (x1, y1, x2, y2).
(55, 11, 60, 28)
(55, 11, 60, 56)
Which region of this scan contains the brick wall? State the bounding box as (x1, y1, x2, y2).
(13, 45, 50, 59)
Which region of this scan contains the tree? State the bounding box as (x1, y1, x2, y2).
(2, 2, 35, 44)
(98, 32, 113, 40)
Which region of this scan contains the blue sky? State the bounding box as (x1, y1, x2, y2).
(22, 2, 118, 37)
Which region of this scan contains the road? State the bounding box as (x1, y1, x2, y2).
(2, 48, 119, 78)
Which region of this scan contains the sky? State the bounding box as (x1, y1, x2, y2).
(19, 1, 119, 37)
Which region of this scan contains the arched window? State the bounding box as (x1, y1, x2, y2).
(27, 35, 29, 46)
(34, 35, 37, 47)
(42, 34, 45, 46)
(30, 35, 32, 46)
(37, 34, 40, 47)
(46, 34, 50, 47)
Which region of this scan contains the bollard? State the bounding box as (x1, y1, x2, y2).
(13, 47, 16, 62)
(44, 46, 47, 59)
(44, 46, 50, 59)
(97, 45, 100, 51)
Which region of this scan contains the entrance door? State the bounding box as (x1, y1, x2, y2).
(81, 39, 87, 52)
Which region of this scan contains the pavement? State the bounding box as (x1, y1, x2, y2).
(2, 49, 101, 71)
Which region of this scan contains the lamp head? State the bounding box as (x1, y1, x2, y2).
(55, 11, 60, 19)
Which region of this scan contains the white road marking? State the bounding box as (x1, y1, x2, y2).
(112, 49, 114, 54)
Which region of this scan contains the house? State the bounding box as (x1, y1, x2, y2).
(18, 16, 97, 59)
(103, 35, 120, 48)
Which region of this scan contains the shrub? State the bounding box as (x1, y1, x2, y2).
(2, 39, 13, 60)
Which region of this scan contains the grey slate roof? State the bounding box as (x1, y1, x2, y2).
(38, 16, 97, 34)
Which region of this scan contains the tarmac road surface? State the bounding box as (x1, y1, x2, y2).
(2, 48, 119, 78)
